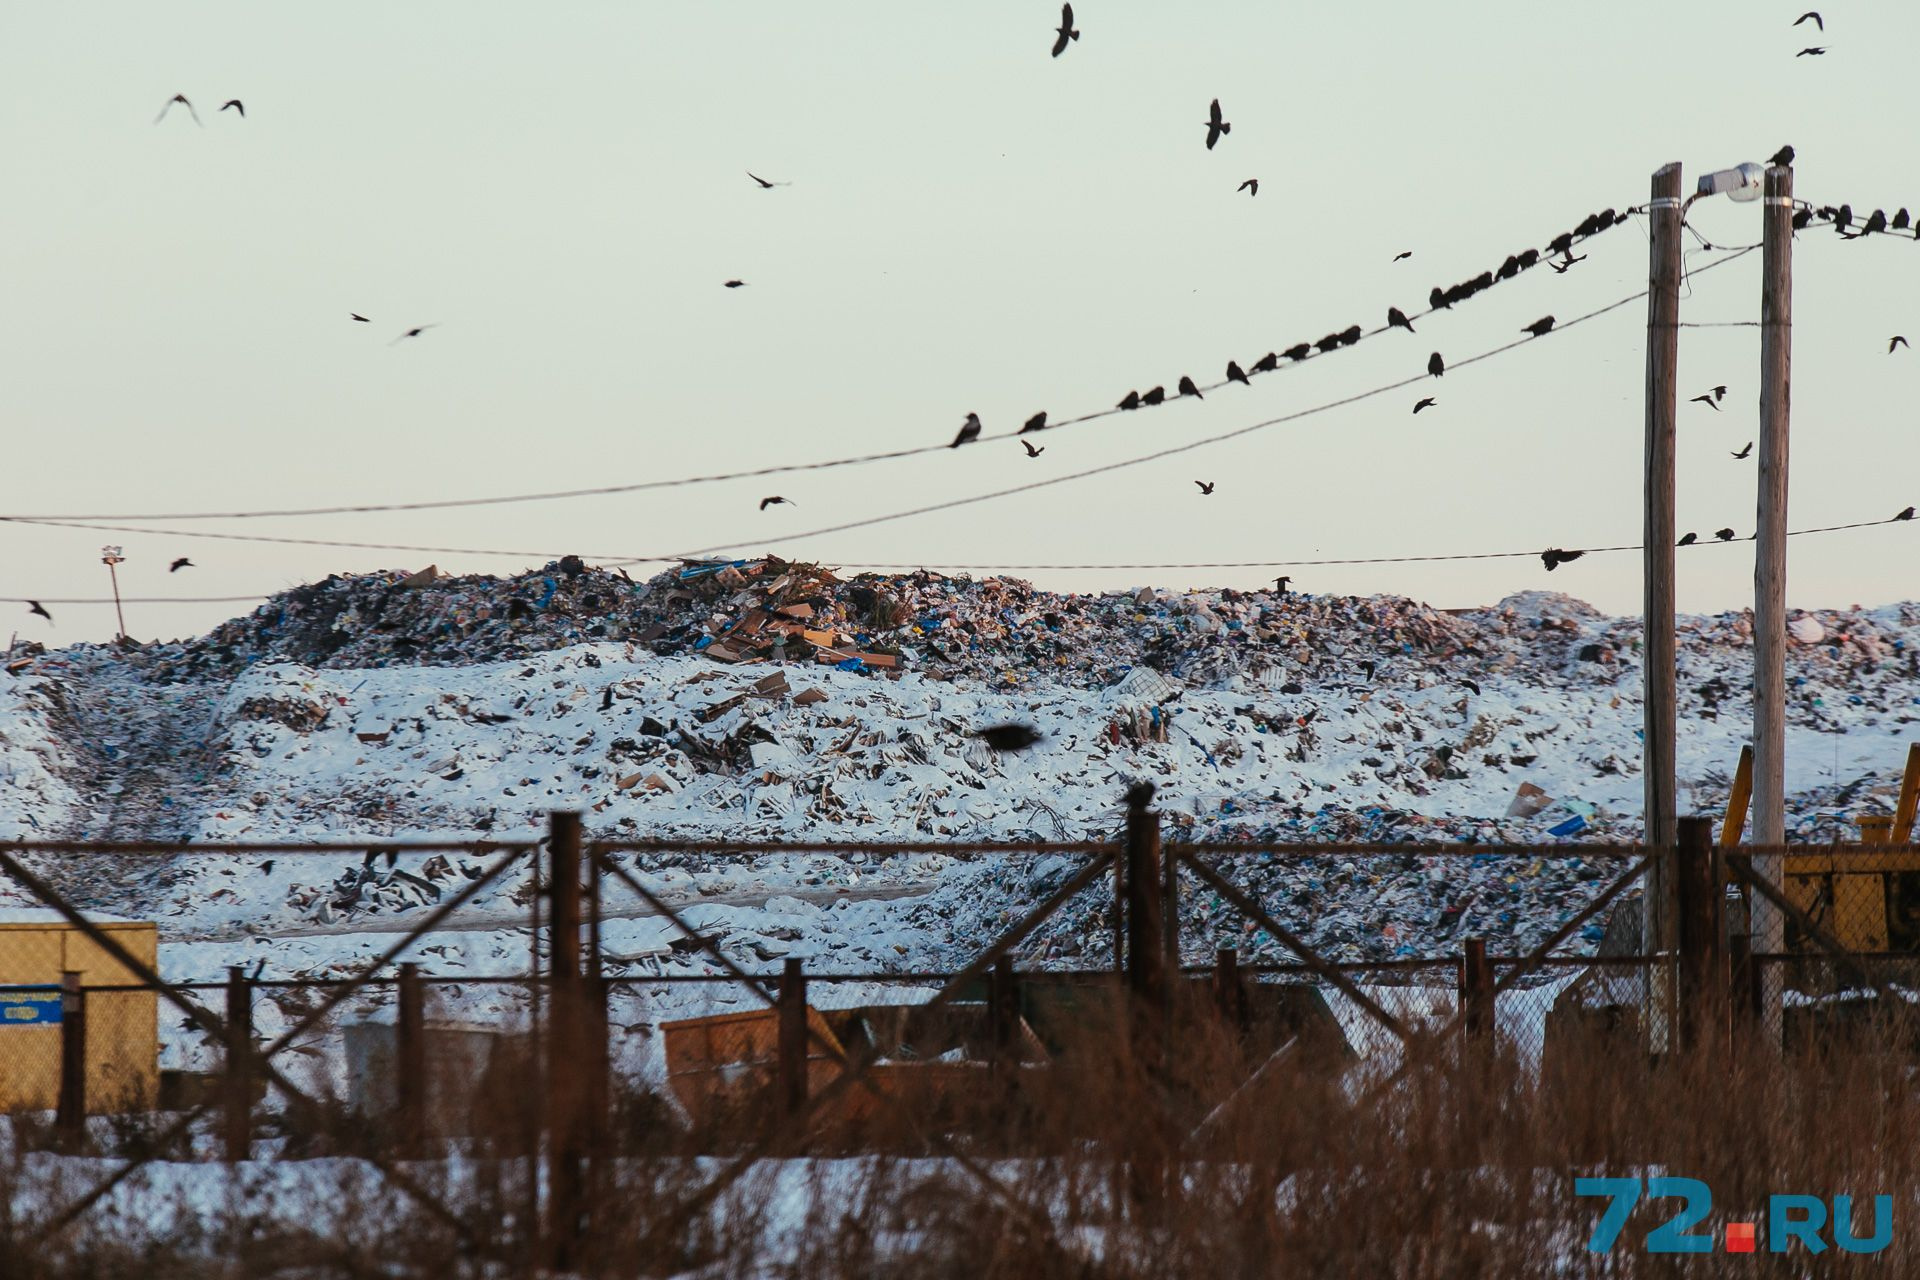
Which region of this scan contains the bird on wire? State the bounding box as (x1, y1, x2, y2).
(1021, 411, 1048, 433)
(1891, 336, 1910, 353)
(1794, 11, 1823, 30)
(1251, 352, 1279, 373)
(169, 557, 194, 572)
(1117, 390, 1141, 410)
(746, 171, 789, 189)
(1178, 375, 1202, 398)
(1731, 442, 1754, 459)
(1715, 528, 1738, 541)
(390, 325, 438, 344)
(1226, 361, 1249, 385)
(1864, 209, 1888, 235)
(350, 313, 369, 322)
(1428, 352, 1445, 377)
(1314, 334, 1342, 354)
(1678, 532, 1698, 546)
(1283, 343, 1310, 361)
(1388, 306, 1415, 334)
(1796, 46, 1826, 56)
(723, 279, 746, 288)
(1195, 481, 1215, 495)
(1412, 397, 1437, 414)
(1141, 386, 1166, 405)
(1541, 548, 1585, 572)
(1769, 144, 1796, 167)
(1896, 506, 1915, 521)
(974, 723, 1043, 753)
(1051, 4, 1078, 57)
(951, 413, 982, 448)
(1022, 440, 1044, 458)
(1522, 316, 1556, 337)
(28, 601, 52, 622)
(1238, 179, 1259, 196)
(154, 93, 200, 126)
(1203, 98, 1230, 150)
(1894, 209, 1912, 231)
(220, 99, 244, 117)
(759, 496, 793, 510)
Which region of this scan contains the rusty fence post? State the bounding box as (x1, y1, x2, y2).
(55, 972, 86, 1150)
(1212, 947, 1247, 1045)
(223, 965, 253, 1162)
(1124, 788, 1167, 1042)
(1674, 815, 1726, 1060)
(777, 957, 808, 1135)
(989, 957, 1019, 1074)
(397, 962, 426, 1157)
(1459, 937, 1495, 1076)
(544, 811, 586, 1270)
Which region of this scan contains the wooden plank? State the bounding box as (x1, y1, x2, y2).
(1894, 743, 1920, 842)
(1721, 744, 1754, 847)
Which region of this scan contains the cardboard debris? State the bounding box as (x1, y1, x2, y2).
(398, 565, 439, 589)
(1506, 781, 1553, 819)
(792, 688, 829, 707)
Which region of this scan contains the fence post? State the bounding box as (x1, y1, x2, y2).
(1675, 815, 1726, 1060)
(777, 957, 808, 1132)
(397, 962, 426, 1156)
(1124, 786, 1166, 1022)
(55, 971, 86, 1150)
(1460, 938, 1494, 1063)
(1212, 947, 1247, 1044)
(224, 965, 252, 1163)
(545, 811, 586, 1269)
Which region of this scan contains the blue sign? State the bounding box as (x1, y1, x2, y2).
(0, 986, 62, 1027)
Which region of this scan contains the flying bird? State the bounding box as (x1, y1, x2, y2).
(1195, 481, 1215, 495)
(1387, 306, 1415, 334)
(723, 279, 746, 288)
(1021, 411, 1048, 433)
(1795, 46, 1826, 56)
(1712, 384, 1728, 401)
(169, 557, 193, 572)
(1238, 179, 1259, 197)
(154, 94, 201, 126)
(1794, 11, 1822, 30)
(1051, 4, 1079, 57)
(759, 496, 793, 510)
(350, 313, 369, 322)
(1715, 528, 1738, 541)
(1021, 440, 1044, 458)
(1768, 145, 1796, 167)
(1118, 390, 1142, 411)
(1392, 251, 1413, 262)
(27, 601, 51, 622)
(1550, 253, 1588, 274)
(951, 413, 982, 448)
(389, 325, 437, 344)
(1690, 394, 1721, 410)
(1896, 506, 1915, 521)
(220, 99, 244, 117)
(1541, 548, 1585, 572)
(1678, 532, 1698, 546)
(1177, 375, 1202, 398)
(1427, 352, 1445, 377)
(1521, 316, 1556, 337)
(974, 723, 1044, 753)
(746, 171, 789, 189)
(1141, 386, 1166, 405)
(1203, 98, 1231, 150)
(1731, 442, 1753, 459)
(1226, 360, 1250, 385)
(1273, 576, 1291, 595)
(1412, 397, 1437, 414)
(1891, 336, 1909, 353)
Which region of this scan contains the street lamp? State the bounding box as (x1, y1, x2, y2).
(1694, 162, 1766, 203)
(100, 545, 127, 641)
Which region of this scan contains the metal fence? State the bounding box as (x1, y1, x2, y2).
(2, 797, 1916, 1268)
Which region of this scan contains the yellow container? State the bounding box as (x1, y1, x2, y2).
(0, 911, 159, 1112)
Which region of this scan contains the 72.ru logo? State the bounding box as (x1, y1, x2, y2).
(1576, 1177, 1891, 1254)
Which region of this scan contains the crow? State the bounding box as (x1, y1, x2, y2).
(601, 687, 614, 711)
(1864, 209, 1888, 235)
(747, 171, 790, 188)
(1428, 352, 1445, 377)
(1541, 548, 1585, 572)
(1226, 360, 1250, 385)
(1731, 442, 1753, 459)
(1794, 11, 1822, 30)
(1204, 98, 1230, 150)
(1118, 390, 1142, 410)
(1768, 144, 1796, 167)
(723, 279, 746, 288)
(1412, 397, 1437, 414)
(1022, 440, 1044, 458)
(28, 601, 52, 622)
(1460, 679, 1481, 696)
(1430, 287, 1449, 310)
(1393, 250, 1413, 262)
(951, 413, 982, 448)
(1891, 336, 1910, 353)
(1795, 46, 1826, 55)
(389, 325, 438, 344)
(1051, 3, 1079, 57)
(1273, 576, 1291, 595)
(1522, 316, 1556, 337)
(1678, 532, 1698, 546)
(1894, 209, 1912, 232)
(1715, 528, 1738, 541)
(1195, 481, 1215, 495)
(1792, 208, 1814, 231)
(1835, 204, 1853, 234)
(1141, 386, 1166, 405)
(1388, 307, 1415, 334)
(759, 496, 793, 510)
(974, 723, 1043, 752)
(1238, 178, 1259, 196)
(220, 99, 244, 117)
(1690, 394, 1721, 410)
(1314, 333, 1342, 354)
(1283, 343, 1311, 361)
(1896, 507, 1915, 522)
(1021, 411, 1048, 432)
(1713, 384, 1728, 401)
(1550, 253, 1587, 273)
(260, 860, 275, 876)
(169, 557, 193, 572)
(350, 313, 369, 322)
(1338, 324, 1362, 346)
(1251, 352, 1279, 373)
(1178, 375, 1203, 398)
(154, 93, 201, 126)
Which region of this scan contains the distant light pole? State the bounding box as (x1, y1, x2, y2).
(100, 545, 127, 641)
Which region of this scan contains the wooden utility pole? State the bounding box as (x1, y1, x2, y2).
(1674, 817, 1727, 1059)
(1643, 162, 1683, 1051)
(545, 811, 586, 1268)
(1751, 164, 1794, 1041)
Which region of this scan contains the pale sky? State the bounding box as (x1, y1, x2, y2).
(4, 1, 1917, 648)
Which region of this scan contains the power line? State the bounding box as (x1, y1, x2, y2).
(0, 204, 1638, 525)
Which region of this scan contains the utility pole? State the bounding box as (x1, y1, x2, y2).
(100, 546, 127, 641)
(1642, 162, 1683, 1051)
(1751, 164, 1793, 1040)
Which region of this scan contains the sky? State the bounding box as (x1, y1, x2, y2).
(3, 1, 1918, 649)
